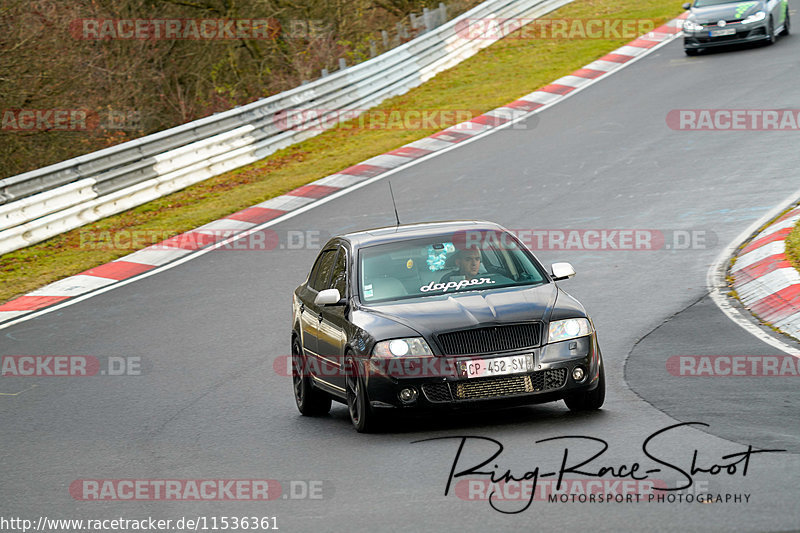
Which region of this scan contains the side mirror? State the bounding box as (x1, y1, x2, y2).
(551, 262, 576, 281)
(314, 288, 343, 306)
(682, 2, 691, 9)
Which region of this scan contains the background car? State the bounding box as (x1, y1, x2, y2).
(682, 0, 790, 55)
(290, 221, 604, 432)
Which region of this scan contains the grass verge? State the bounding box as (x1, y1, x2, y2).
(1, 0, 683, 304)
(784, 218, 800, 272)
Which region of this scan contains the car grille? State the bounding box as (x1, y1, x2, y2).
(701, 19, 744, 26)
(435, 323, 542, 356)
(421, 368, 567, 403)
(455, 375, 533, 399)
(421, 382, 453, 402)
(536, 368, 568, 390)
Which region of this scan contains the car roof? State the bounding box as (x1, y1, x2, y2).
(336, 220, 507, 248)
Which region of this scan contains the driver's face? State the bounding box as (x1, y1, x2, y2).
(457, 250, 481, 277)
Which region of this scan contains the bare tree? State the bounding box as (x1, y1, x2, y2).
(0, 0, 480, 179)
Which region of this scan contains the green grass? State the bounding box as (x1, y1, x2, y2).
(0, 0, 684, 304)
(784, 216, 800, 272)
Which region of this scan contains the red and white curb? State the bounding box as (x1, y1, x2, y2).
(0, 14, 687, 327)
(731, 206, 800, 340)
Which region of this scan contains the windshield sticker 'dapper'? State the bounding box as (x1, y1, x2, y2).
(419, 278, 496, 293)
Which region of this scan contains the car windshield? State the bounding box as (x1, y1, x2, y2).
(358, 229, 549, 304)
(693, 0, 750, 8)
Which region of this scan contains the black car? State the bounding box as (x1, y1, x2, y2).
(290, 221, 604, 432)
(682, 0, 789, 55)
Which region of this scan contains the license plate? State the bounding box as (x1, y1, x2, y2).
(710, 28, 736, 37)
(459, 354, 533, 379)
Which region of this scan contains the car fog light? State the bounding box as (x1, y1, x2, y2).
(572, 367, 585, 382)
(399, 387, 418, 403)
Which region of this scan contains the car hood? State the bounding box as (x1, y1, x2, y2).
(353, 283, 586, 351)
(689, 1, 763, 23)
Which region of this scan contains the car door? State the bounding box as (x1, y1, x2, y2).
(300, 248, 337, 361)
(316, 245, 350, 392)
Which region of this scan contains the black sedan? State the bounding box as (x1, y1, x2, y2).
(290, 221, 604, 432)
(682, 0, 790, 55)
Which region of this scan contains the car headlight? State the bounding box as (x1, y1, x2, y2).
(742, 10, 766, 23)
(683, 19, 705, 31)
(373, 337, 433, 357)
(548, 318, 592, 343)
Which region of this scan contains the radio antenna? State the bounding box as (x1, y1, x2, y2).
(388, 181, 401, 227)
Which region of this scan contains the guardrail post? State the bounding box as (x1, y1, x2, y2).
(321, 68, 329, 77)
(439, 3, 447, 25)
(338, 58, 347, 70)
(423, 7, 433, 32)
(369, 40, 378, 57)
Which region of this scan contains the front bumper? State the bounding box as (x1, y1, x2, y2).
(683, 23, 768, 49)
(362, 334, 602, 410)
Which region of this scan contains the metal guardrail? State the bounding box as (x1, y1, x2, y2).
(0, 0, 572, 256)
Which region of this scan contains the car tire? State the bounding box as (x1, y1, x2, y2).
(564, 361, 605, 411)
(292, 337, 332, 416)
(782, 7, 790, 35)
(346, 357, 378, 433)
(766, 17, 776, 44)
(684, 48, 700, 56)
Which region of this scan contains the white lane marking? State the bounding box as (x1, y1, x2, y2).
(359, 154, 411, 169)
(448, 122, 492, 134)
(640, 31, 674, 41)
(118, 246, 192, 267)
(753, 212, 800, 237)
(731, 241, 786, 272)
(615, 45, 649, 57)
(707, 195, 800, 357)
(0, 311, 30, 322)
(254, 195, 316, 211)
(482, 108, 519, 121)
(404, 137, 453, 151)
(583, 59, 625, 72)
(736, 268, 800, 306)
(774, 310, 800, 330)
(195, 219, 256, 232)
(28, 275, 116, 297)
(313, 174, 370, 188)
(519, 91, 564, 104)
(550, 75, 593, 88)
(0, 30, 683, 331)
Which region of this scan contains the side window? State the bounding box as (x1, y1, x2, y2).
(481, 247, 504, 274)
(330, 247, 348, 296)
(309, 249, 337, 291)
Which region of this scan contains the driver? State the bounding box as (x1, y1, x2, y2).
(440, 247, 482, 282)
